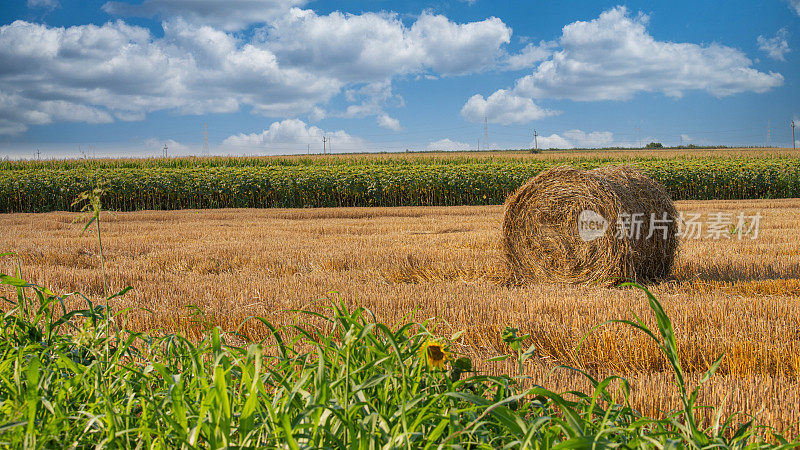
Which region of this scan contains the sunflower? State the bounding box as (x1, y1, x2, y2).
(420, 339, 449, 370)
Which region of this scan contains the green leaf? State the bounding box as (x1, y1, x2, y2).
(281, 414, 300, 450)
(106, 286, 133, 301)
(425, 419, 449, 444)
(0, 421, 27, 434)
(0, 274, 29, 288)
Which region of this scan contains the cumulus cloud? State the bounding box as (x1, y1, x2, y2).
(0, 91, 113, 127)
(0, 7, 515, 135)
(0, 119, 27, 135)
(758, 28, 790, 61)
(504, 41, 554, 70)
(407, 13, 511, 75)
(377, 114, 401, 131)
(789, 0, 800, 16)
(144, 138, 194, 156)
(221, 119, 366, 154)
(103, 0, 304, 31)
(515, 7, 783, 101)
(260, 9, 509, 118)
(264, 9, 511, 81)
(426, 138, 474, 151)
(342, 80, 402, 118)
(466, 6, 784, 116)
(0, 19, 340, 134)
(27, 0, 60, 9)
(535, 130, 615, 149)
(460, 89, 558, 124)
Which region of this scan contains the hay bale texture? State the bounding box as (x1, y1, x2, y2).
(502, 165, 678, 286)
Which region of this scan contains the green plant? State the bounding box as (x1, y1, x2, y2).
(1, 268, 798, 447)
(72, 186, 108, 297)
(2, 156, 799, 212)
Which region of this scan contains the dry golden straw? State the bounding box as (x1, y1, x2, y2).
(502, 165, 679, 286)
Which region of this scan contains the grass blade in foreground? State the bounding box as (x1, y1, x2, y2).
(0, 274, 797, 448)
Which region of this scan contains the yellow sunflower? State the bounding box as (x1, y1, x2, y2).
(420, 339, 449, 370)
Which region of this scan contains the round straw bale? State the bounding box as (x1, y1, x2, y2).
(501, 165, 678, 286)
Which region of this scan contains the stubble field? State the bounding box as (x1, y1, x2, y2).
(2, 197, 800, 435)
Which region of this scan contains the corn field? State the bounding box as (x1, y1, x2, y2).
(2, 157, 799, 212)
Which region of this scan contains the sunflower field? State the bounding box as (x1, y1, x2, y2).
(1, 156, 798, 212)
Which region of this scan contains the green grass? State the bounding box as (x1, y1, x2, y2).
(1, 268, 798, 448)
(2, 156, 800, 212)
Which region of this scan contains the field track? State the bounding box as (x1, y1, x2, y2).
(2, 198, 799, 435)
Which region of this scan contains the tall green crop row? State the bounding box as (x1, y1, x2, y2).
(1, 157, 799, 212)
(0, 154, 627, 170)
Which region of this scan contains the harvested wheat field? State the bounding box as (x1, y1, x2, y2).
(2, 198, 800, 436)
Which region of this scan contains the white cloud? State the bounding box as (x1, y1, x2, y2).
(377, 114, 401, 131)
(341, 80, 402, 118)
(308, 107, 327, 122)
(758, 28, 790, 61)
(0, 139, 197, 159)
(534, 133, 570, 149)
(265, 9, 511, 81)
(408, 13, 511, 75)
(535, 130, 615, 149)
(103, 0, 304, 31)
(426, 138, 474, 151)
(505, 41, 554, 70)
(0, 8, 515, 135)
(0, 119, 27, 135)
(144, 138, 194, 156)
(789, 0, 800, 16)
(221, 119, 366, 154)
(0, 90, 114, 135)
(460, 89, 558, 124)
(0, 19, 339, 134)
(27, 0, 60, 9)
(479, 6, 783, 107)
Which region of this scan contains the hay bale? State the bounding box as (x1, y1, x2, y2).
(501, 165, 678, 286)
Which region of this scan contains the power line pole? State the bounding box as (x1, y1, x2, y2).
(680, 134, 683, 147)
(533, 129, 538, 152)
(163, 143, 168, 158)
(767, 120, 771, 148)
(307, 144, 310, 155)
(793, 120, 796, 150)
(202, 122, 210, 156)
(35, 148, 41, 160)
(483, 116, 488, 151)
(322, 136, 327, 155)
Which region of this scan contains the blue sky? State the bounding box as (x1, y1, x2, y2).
(1, 0, 798, 158)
